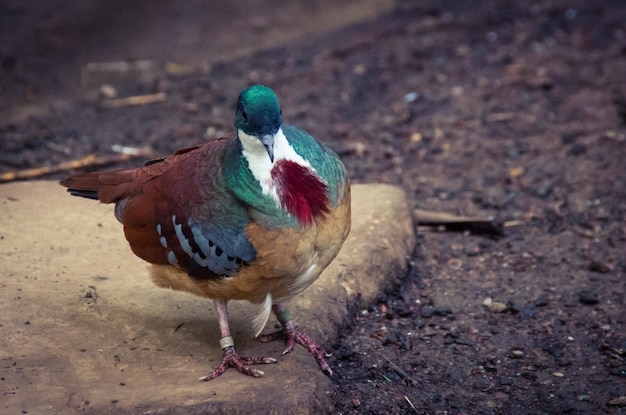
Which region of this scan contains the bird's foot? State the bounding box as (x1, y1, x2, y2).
(199, 346, 277, 381)
(259, 320, 332, 376)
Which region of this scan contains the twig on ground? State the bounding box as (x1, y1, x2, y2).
(380, 354, 419, 386)
(100, 93, 167, 108)
(0, 146, 154, 183)
(404, 396, 419, 413)
(414, 208, 504, 236)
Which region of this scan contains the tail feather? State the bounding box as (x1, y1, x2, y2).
(66, 189, 99, 200)
(59, 170, 136, 203)
(252, 293, 273, 338)
(59, 141, 207, 203)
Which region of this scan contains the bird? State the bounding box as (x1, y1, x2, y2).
(60, 85, 351, 381)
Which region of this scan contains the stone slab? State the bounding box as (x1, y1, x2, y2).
(0, 182, 415, 414)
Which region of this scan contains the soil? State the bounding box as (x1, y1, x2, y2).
(2, 0, 625, 414)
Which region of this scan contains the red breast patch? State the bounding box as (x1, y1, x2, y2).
(270, 159, 330, 225)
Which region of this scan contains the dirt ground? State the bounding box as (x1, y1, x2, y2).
(2, 0, 625, 414)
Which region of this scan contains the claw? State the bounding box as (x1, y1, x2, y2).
(199, 346, 276, 381)
(293, 329, 332, 376)
(260, 314, 332, 375)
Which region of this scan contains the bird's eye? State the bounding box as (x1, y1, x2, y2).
(242, 111, 248, 121)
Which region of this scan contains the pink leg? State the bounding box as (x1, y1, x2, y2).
(259, 303, 332, 375)
(199, 299, 276, 381)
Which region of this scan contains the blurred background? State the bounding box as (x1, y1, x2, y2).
(1, 0, 393, 123)
(1, 1, 625, 413)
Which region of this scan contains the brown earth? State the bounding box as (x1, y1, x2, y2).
(1, 0, 625, 414)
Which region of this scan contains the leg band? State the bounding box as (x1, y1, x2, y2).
(219, 336, 235, 350)
(277, 309, 292, 325)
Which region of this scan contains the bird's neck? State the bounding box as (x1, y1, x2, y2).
(231, 127, 330, 225)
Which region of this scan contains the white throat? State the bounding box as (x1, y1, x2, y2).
(238, 127, 313, 200)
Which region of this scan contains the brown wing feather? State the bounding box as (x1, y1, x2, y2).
(59, 137, 232, 271)
(59, 137, 230, 203)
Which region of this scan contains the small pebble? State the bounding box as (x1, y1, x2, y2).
(518, 307, 535, 319)
(499, 377, 513, 385)
(489, 301, 508, 313)
(568, 143, 587, 156)
(421, 306, 435, 318)
(533, 294, 549, 307)
(536, 184, 552, 198)
(578, 290, 600, 305)
(404, 92, 419, 102)
(557, 357, 571, 367)
(464, 244, 480, 256)
(435, 305, 453, 316)
(414, 319, 426, 329)
(510, 350, 524, 359)
(565, 8, 577, 20)
(99, 84, 118, 99)
(484, 364, 497, 373)
(561, 131, 579, 145)
(410, 132, 423, 143)
(588, 261, 612, 273)
(474, 379, 491, 391)
(607, 396, 626, 407)
(478, 239, 496, 249)
(594, 207, 610, 220)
